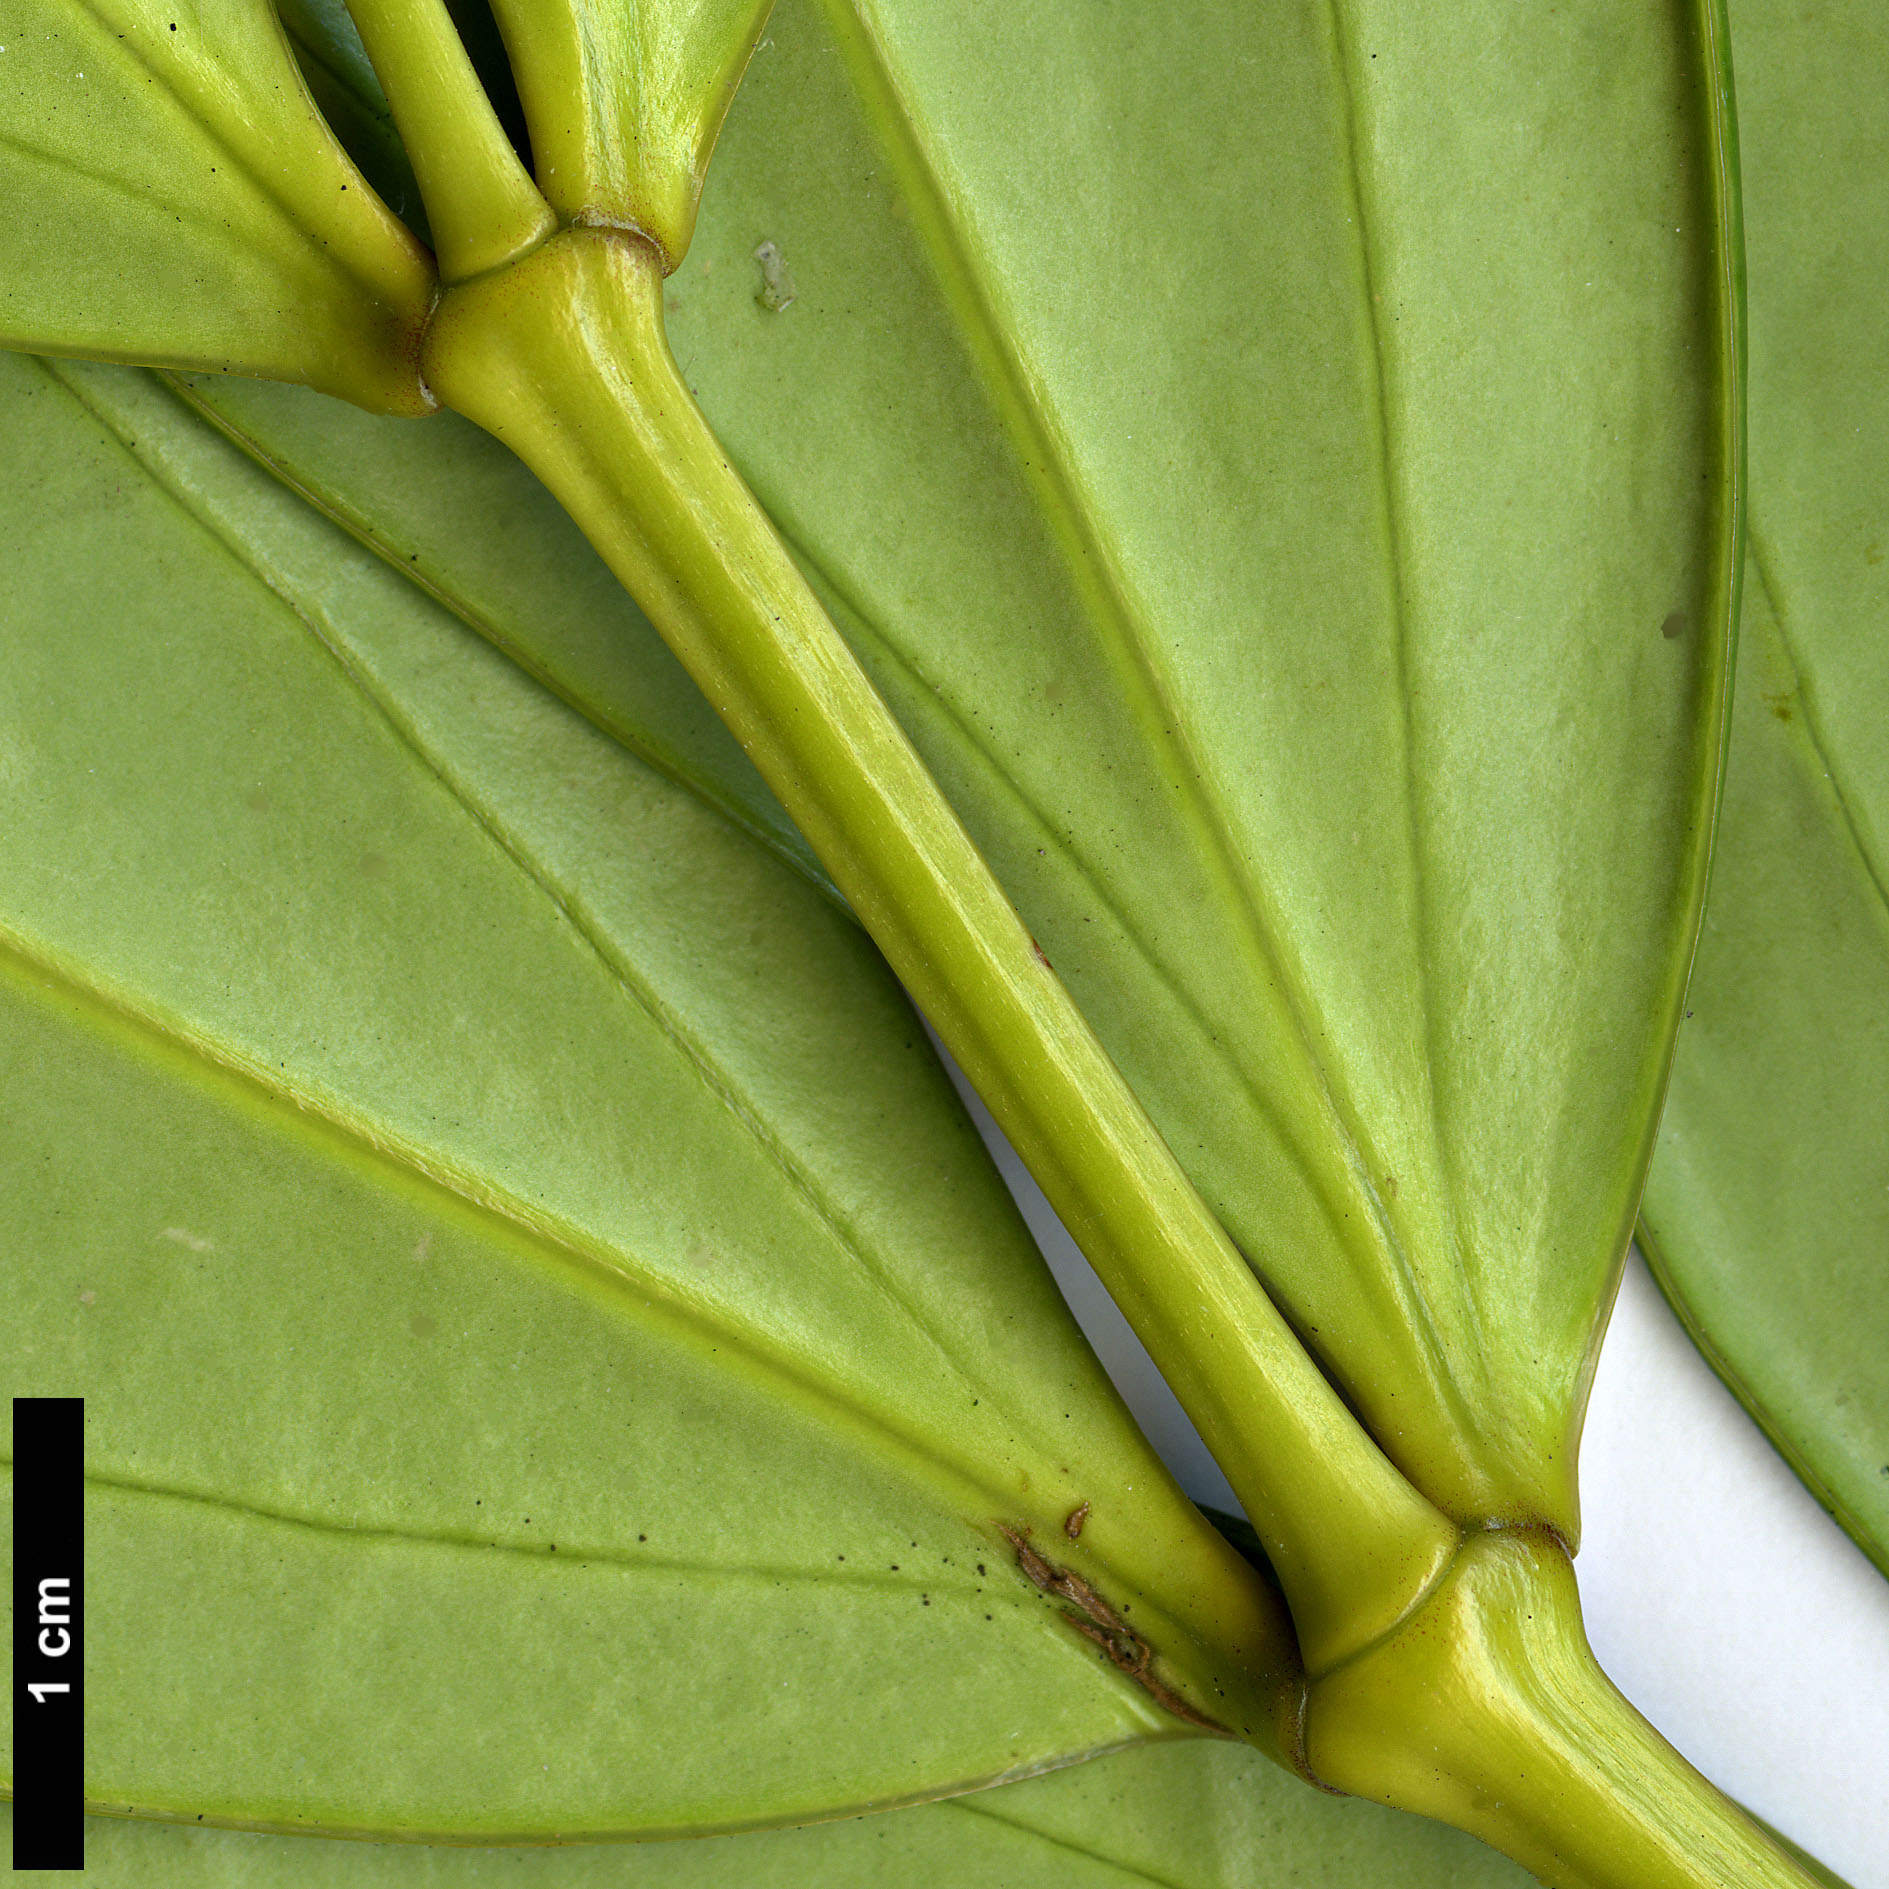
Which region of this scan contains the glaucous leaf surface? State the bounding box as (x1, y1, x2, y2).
(189, 0, 1738, 1541)
(1641, 0, 1889, 1575)
(0, 352, 1291, 1836)
(1, 1745, 1532, 1888)
(0, 0, 433, 410)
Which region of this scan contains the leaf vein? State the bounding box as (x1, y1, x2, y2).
(943, 1793, 1199, 1889)
(0, 914, 1037, 1537)
(1318, 0, 1480, 1394)
(73, 1466, 948, 1590)
(1748, 527, 1889, 924)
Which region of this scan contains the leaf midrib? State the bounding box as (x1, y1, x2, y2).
(162, 372, 837, 901)
(0, 126, 277, 260)
(782, 521, 1353, 1198)
(48, 354, 1002, 1425)
(1317, 0, 1467, 1325)
(62, 1, 368, 285)
(946, 1791, 1201, 1889)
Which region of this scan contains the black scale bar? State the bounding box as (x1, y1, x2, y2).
(12, 1397, 84, 1871)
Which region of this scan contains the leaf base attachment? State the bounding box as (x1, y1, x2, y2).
(1304, 1529, 1814, 1889)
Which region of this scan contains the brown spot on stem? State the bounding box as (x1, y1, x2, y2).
(1064, 1501, 1091, 1539)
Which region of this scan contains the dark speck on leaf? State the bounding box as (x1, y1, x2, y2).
(1660, 610, 1688, 640)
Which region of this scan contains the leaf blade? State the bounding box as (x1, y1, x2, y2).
(2, 1743, 1536, 1887)
(0, 0, 433, 409)
(179, 0, 1739, 1542)
(0, 350, 1289, 1833)
(1641, 0, 1889, 1576)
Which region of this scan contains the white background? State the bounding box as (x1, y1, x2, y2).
(941, 1060, 1889, 1888)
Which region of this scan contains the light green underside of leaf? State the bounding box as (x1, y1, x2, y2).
(1641, 0, 1889, 1576)
(0, 348, 1291, 1835)
(1, 1744, 1532, 1889)
(0, 0, 430, 408)
(167, 371, 824, 890)
(670, 0, 1735, 1536)
(190, 0, 1734, 1535)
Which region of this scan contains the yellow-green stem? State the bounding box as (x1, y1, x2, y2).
(420, 222, 1457, 1678)
(1306, 1530, 1817, 1889)
(344, 0, 553, 281)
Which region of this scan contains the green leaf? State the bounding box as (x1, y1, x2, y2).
(0, 350, 1290, 1835)
(0, 0, 1769, 1868)
(168, 369, 823, 886)
(2, 1743, 1535, 1887)
(189, 0, 1738, 1541)
(1640, 0, 1889, 1575)
(661, 0, 1738, 1541)
(0, 0, 434, 410)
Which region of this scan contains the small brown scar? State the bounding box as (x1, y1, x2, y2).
(1030, 937, 1052, 970)
(998, 1523, 1225, 1731)
(1064, 1501, 1091, 1540)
